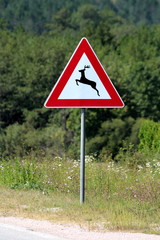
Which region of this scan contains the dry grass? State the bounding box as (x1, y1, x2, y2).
(0, 186, 73, 223)
(0, 186, 160, 234)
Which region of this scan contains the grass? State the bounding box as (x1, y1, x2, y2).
(0, 155, 160, 234)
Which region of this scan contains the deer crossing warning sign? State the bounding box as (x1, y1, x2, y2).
(44, 38, 124, 108)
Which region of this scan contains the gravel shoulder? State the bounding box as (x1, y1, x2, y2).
(0, 217, 160, 240)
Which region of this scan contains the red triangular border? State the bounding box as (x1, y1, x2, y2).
(44, 38, 124, 108)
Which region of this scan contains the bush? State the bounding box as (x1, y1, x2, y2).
(0, 122, 65, 158)
(86, 117, 135, 159)
(139, 119, 160, 153)
(0, 123, 27, 158)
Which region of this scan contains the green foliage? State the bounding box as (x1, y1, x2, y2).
(0, 2, 160, 160)
(114, 119, 160, 166)
(0, 158, 44, 190)
(128, 118, 144, 146)
(0, 29, 70, 128)
(71, 4, 100, 32)
(0, 122, 66, 158)
(0, 156, 160, 201)
(139, 120, 160, 153)
(86, 117, 135, 158)
(0, 123, 26, 157)
(113, 0, 160, 25)
(0, 0, 160, 33)
(107, 25, 160, 121)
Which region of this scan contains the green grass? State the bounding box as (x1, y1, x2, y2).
(0, 155, 160, 234)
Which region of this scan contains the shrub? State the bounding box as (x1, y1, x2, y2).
(138, 119, 160, 153)
(0, 122, 65, 158)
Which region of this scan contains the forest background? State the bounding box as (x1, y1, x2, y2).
(0, 0, 160, 162)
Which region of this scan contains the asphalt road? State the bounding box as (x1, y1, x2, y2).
(0, 223, 70, 240)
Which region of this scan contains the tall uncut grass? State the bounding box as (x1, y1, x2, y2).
(0, 155, 160, 233)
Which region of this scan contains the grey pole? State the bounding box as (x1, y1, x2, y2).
(80, 108, 85, 204)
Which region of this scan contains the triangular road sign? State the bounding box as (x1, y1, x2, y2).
(44, 38, 124, 108)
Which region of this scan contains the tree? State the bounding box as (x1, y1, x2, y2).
(0, 28, 71, 128)
(71, 4, 100, 33)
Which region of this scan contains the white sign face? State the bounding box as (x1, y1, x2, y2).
(58, 53, 111, 100)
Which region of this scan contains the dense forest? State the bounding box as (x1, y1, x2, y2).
(0, 0, 160, 160)
(1, 0, 160, 33)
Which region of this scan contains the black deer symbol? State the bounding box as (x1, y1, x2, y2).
(75, 65, 100, 96)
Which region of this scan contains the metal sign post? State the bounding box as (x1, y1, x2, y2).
(80, 108, 85, 204)
(44, 38, 124, 204)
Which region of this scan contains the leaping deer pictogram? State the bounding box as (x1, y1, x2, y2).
(75, 65, 100, 96)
